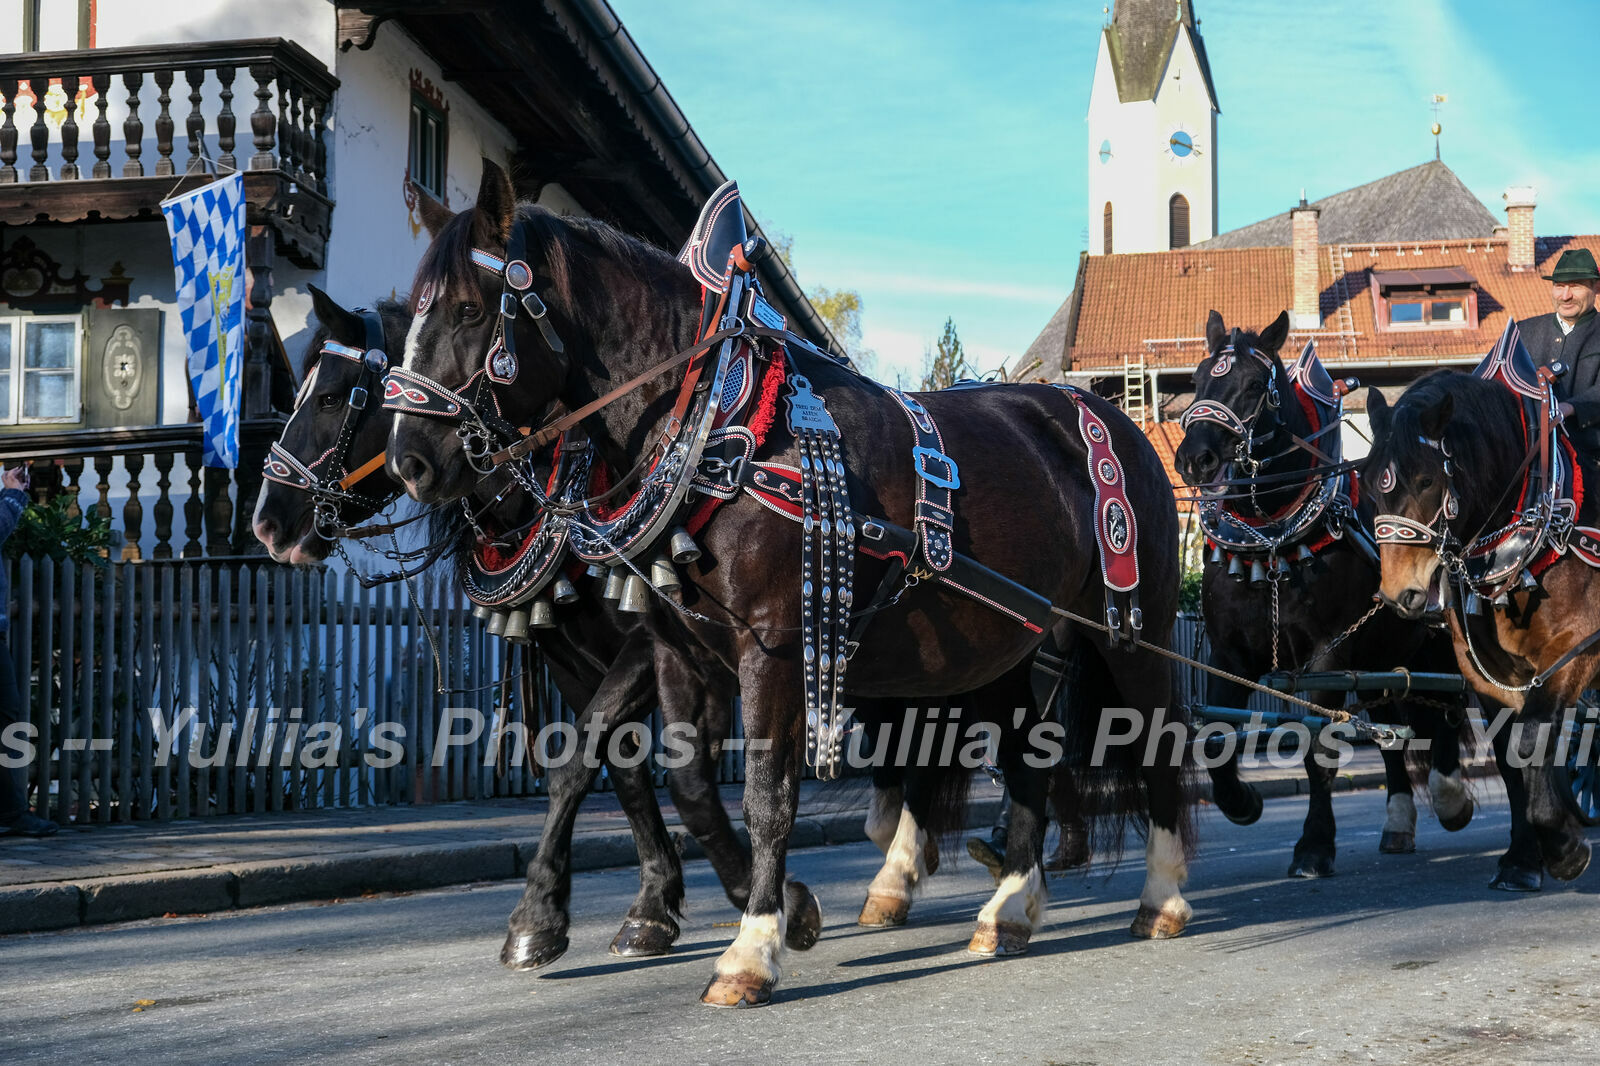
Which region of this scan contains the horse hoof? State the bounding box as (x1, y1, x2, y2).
(700, 972, 774, 1008)
(1378, 830, 1416, 855)
(1218, 784, 1264, 827)
(1129, 902, 1191, 940)
(1287, 854, 1336, 879)
(501, 930, 569, 971)
(1437, 796, 1475, 833)
(1489, 865, 1544, 892)
(785, 891, 823, 951)
(966, 837, 1005, 884)
(924, 837, 941, 876)
(608, 919, 678, 958)
(967, 919, 1032, 956)
(1546, 839, 1591, 883)
(857, 893, 910, 927)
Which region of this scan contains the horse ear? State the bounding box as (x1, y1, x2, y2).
(1259, 310, 1291, 352)
(1205, 310, 1226, 353)
(472, 159, 517, 247)
(1419, 392, 1455, 442)
(411, 182, 455, 238)
(307, 283, 365, 347)
(1365, 388, 1390, 443)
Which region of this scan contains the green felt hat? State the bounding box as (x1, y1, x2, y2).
(1542, 247, 1600, 282)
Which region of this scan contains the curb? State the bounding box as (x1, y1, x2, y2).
(0, 775, 1374, 936)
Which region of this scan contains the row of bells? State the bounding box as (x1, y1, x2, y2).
(1209, 542, 1318, 586)
(473, 527, 701, 643)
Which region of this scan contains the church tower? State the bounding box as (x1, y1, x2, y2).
(1087, 0, 1219, 255)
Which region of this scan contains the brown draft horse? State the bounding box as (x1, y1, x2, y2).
(1368, 368, 1594, 883)
(385, 162, 1193, 1006)
(1176, 312, 1540, 891)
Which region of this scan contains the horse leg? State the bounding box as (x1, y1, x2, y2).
(968, 744, 1048, 956)
(700, 666, 807, 1008)
(1131, 704, 1193, 938)
(1287, 691, 1340, 879)
(1489, 712, 1544, 891)
(1204, 675, 1265, 826)
(1515, 692, 1591, 882)
(1427, 711, 1475, 832)
(656, 645, 823, 951)
(859, 761, 939, 927)
(606, 747, 684, 958)
(1378, 733, 1417, 854)
(502, 640, 656, 971)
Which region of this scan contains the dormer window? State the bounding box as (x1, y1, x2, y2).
(1371, 268, 1479, 331)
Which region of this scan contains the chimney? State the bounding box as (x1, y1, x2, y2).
(1503, 186, 1537, 271)
(1291, 195, 1321, 329)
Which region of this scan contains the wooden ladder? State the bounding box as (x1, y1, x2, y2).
(1122, 353, 1149, 426)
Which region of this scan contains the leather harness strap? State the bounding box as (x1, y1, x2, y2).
(886, 388, 959, 572)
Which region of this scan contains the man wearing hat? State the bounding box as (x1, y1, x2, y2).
(1520, 247, 1600, 452)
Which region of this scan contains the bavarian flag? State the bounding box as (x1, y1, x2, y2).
(161, 173, 245, 468)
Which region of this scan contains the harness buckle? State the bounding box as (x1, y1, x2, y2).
(911, 445, 960, 490)
(349, 385, 369, 411)
(500, 292, 518, 320)
(521, 292, 550, 319)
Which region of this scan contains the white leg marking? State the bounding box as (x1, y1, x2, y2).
(1429, 768, 1469, 820)
(977, 867, 1047, 932)
(865, 786, 904, 854)
(1138, 826, 1190, 917)
(1384, 792, 1418, 834)
(715, 909, 784, 983)
(866, 806, 928, 902)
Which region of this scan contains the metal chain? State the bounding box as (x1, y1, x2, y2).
(1269, 568, 1281, 672)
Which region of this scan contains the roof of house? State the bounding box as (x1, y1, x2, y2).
(1196, 160, 1499, 250)
(1104, 0, 1218, 110)
(1141, 422, 1194, 511)
(1059, 234, 1600, 373)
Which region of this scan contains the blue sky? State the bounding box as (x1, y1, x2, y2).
(610, 0, 1600, 385)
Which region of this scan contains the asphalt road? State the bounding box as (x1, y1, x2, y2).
(4, 785, 1600, 1066)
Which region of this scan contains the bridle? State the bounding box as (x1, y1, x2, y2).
(262, 309, 395, 539)
(1180, 328, 1285, 481)
(382, 225, 569, 474)
(1371, 436, 1462, 557)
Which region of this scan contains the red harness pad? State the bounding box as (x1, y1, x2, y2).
(1071, 394, 1140, 594)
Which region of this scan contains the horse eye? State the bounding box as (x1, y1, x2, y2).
(319, 393, 341, 410)
(1416, 476, 1434, 491)
(460, 302, 482, 323)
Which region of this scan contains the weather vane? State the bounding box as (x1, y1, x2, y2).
(1430, 93, 1447, 160)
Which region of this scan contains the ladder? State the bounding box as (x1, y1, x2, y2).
(1327, 245, 1358, 360)
(1122, 352, 1149, 426)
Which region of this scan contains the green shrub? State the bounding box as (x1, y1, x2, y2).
(3, 494, 113, 567)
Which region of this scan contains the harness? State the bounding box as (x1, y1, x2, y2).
(261, 310, 395, 538)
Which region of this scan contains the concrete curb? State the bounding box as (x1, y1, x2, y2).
(0, 771, 1385, 936)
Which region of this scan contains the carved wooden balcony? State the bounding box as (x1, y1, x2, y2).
(0, 38, 338, 268)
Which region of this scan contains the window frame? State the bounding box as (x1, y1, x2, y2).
(408, 91, 449, 203)
(0, 314, 85, 426)
(1372, 283, 1479, 332)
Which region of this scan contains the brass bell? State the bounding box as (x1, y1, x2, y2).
(530, 597, 557, 629)
(618, 574, 652, 614)
(669, 526, 701, 564)
(650, 554, 681, 593)
(1208, 543, 1225, 566)
(503, 608, 532, 644)
(1274, 556, 1291, 578)
(472, 603, 494, 622)
(551, 575, 579, 605)
(1227, 554, 1245, 581)
(1248, 559, 1268, 586)
(586, 563, 608, 578)
(487, 611, 509, 638)
(603, 567, 626, 600)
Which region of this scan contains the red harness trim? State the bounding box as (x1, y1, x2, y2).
(685, 347, 789, 535)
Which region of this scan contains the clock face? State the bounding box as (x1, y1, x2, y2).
(1166, 127, 1198, 165)
(1099, 139, 1112, 164)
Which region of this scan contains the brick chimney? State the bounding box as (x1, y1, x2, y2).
(1504, 186, 1537, 271)
(1291, 195, 1321, 329)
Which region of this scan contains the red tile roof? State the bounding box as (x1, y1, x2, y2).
(1066, 236, 1600, 374)
(1141, 421, 1194, 512)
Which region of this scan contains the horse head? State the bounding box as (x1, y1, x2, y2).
(1174, 309, 1294, 489)
(252, 285, 409, 563)
(386, 160, 702, 503)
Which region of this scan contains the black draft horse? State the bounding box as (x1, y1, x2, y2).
(251, 290, 824, 966)
(386, 162, 1193, 1006)
(1174, 312, 1540, 890)
(1368, 368, 1596, 885)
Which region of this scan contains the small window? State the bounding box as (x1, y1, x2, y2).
(408, 92, 448, 202)
(1382, 291, 1474, 330)
(1169, 193, 1190, 249)
(1103, 202, 1114, 254)
(0, 316, 82, 424)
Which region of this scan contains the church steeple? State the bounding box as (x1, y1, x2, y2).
(1088, 0, 1219, 254)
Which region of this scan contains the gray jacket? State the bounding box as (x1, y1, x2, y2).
(0, 488, 26, 636)
(1519, 310, 1600, 452)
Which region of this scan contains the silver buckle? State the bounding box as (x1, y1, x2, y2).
(912, 445, 960, 490)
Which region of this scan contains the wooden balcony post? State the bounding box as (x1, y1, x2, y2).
(121, 452, 144, 562)
(152, 69, 175, 177)
(0, 77, 17, 182)
(59, 73, 80, 180)
(184, 67, 207, 174)
(120, 71, 143, 177)
(216, 66, 237, 171)
(90, 73, 111, 178)
(248, 63, 275, 170)
(28, 80, 49, 180)
(244, 225, 275, 421)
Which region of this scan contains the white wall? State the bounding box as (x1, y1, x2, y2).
(93, 0, 337, 71)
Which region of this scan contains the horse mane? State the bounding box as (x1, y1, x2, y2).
(300, 297, 412, 377)
(1381, 368, 1516, 479)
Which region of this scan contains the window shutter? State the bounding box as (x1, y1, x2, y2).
(1103, 202, 1114, 254)
(84, 306, 162, 429)
(1169, 194, 1190, 249)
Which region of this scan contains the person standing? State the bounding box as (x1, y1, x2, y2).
(0, 464, 57, 837)
(1518, 247, 1600, 452)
